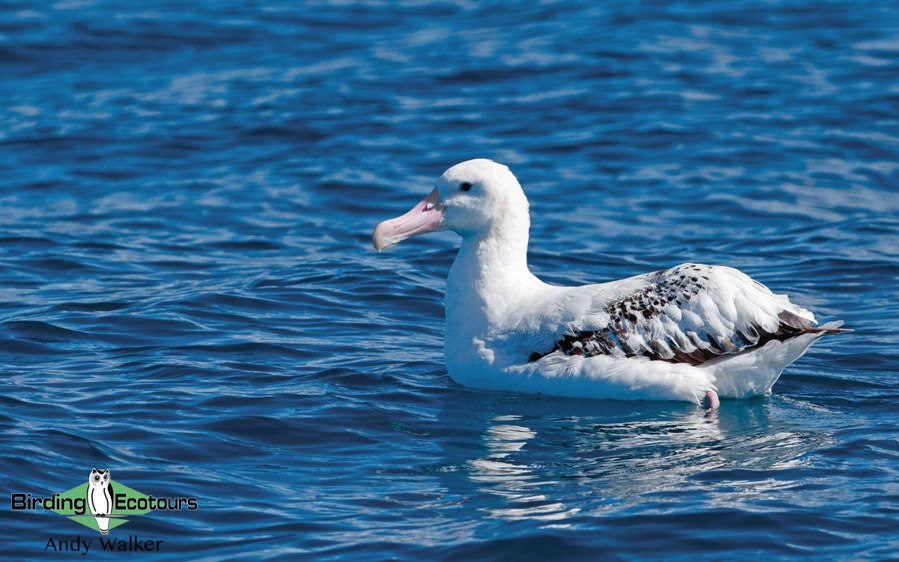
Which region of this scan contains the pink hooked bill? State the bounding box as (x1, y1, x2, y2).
(372, 188, 444, 251)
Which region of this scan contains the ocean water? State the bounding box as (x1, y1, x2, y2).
(1, 0, 898, 559)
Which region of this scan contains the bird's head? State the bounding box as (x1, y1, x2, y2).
(372, 159, 528, 251)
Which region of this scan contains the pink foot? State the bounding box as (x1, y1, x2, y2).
(702, 390, 720, 409)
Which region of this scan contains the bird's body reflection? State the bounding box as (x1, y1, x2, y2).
(445, 396, 829, 525)
(468, 416, 580, 522)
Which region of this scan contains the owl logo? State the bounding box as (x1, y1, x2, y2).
(87, 468, 114, 535)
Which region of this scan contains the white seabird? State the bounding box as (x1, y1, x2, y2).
(372, 159, 845, 408)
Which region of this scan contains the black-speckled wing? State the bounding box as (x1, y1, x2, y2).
(529, 263, 843, 365)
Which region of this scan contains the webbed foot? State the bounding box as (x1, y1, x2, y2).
(702, 390, 720, 409)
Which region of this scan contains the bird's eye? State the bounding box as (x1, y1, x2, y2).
(459, 182, 472, 191)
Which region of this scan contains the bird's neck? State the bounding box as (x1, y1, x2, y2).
(446, 218, 541, 329)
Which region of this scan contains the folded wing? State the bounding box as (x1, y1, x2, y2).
(529, 263, 844, 366)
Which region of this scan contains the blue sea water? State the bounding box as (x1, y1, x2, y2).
(1, 0, 898, 559)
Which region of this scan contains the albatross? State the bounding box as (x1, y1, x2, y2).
(372, 159, 845, 408)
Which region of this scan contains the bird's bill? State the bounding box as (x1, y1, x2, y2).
(372, 188, 444, 251)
